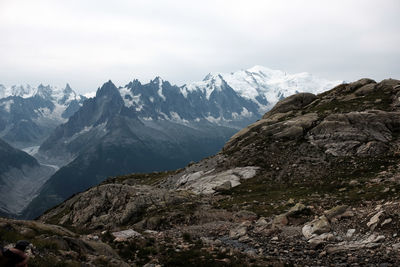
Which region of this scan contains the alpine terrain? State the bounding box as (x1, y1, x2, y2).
(0, 83, 86, 218)
(0, 138, 54, 218)
(23, 66, 341, 219)
(2, 78, 400, 266)
(0, 83, 86, 148)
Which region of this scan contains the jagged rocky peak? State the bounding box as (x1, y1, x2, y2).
(96, 80, 120, 98)
(151, 76, 163, 84)
(36, 84, 53, 99)
(125, 79, 142, 89)
(63, 83, 73, 95)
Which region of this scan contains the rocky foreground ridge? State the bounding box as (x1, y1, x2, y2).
(2, 78, 400, 266)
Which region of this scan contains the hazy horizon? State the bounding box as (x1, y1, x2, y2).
(1, 0, 399, 94)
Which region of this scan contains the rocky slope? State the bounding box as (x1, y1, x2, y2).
(0, 139, 54, 218)
(22, 78, 400, 265)
(26, 67, 340, 220)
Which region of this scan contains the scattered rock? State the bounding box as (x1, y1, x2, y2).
(112, 229, 142, 242)
(273, 214, 288, 226)
(382, 187, 390, 193)
(324, 205, 348, 220)
(325, 234, 385, 254)
(229, 224, 248, 239)
(381, 218, 392, 227)
(302, 216, 331, 239)
(346, 229, 356, 238)
(235, 210, 258, 221)
(367, 211, 384, 231)
(255, 217, 268, 227)
(286, 203, 308, 216)
(308, 233, 335, 248)
(392, 243, 400, 250)
(349, 180, 360, 186)
(287, 198, 295, 205)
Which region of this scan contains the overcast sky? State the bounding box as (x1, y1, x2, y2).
(0, 0, 399, 94)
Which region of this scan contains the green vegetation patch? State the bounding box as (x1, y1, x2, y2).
(216, 155, 400, 217)
(102, 169, 182, 186)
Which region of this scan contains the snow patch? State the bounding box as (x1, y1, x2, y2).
(84, 91, 96, 98)
(170, 111, 189, 124)
(205, 115, 222, 124)
(240, 107, 252, 118)
(0, 99, 14, 112)
(22, 146, 39, 156)
(157, 79, 166, 101)
(119, 87, 143, 110)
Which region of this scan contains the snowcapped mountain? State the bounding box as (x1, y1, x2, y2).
(117, 66, 342, 127)
(183, 65, 342, 112)
(116, 76, 259, 128)
(24, 66, 342, 218)
(27, 81, 237, 218)
(0, 83, 86, 148)
(38, 65, 341, 166)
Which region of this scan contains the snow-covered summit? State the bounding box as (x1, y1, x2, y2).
(183, 73, 228, 100)
(0, 83, 83, 104)
(0, 83, 87, 147)
(115, 65, 342, 127)
(0, 84, 37, 99)
(184, 65, 343, 111)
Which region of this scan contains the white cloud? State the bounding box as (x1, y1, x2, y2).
(0, 0, 399, 93)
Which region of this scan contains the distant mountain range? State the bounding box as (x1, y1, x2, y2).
(84, 66, 341, 127)
(0, 83, 85, 148)
(0, 66, 342, 218)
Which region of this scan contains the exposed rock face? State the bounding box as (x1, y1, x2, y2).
(223, 79, 400, 174)
(0, 217, 129, 266)
(40, 183, 192, 230)
(174, 167, 259, 194)
(0, 138, 55, 217)
(308, 111, 400, 156)
(264, 92, 317, 117)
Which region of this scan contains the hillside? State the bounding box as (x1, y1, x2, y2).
(0, 139, 54, 217)
(2, 78, 400, 266)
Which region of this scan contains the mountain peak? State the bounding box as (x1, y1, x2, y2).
(126, 79, 142, 89)
(96, 80, 120, 98)
(64, 83, 72, 92)
(203, 73, 215, 81)
(151, 76, 164, 84)
(36, 84, 53, 99)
